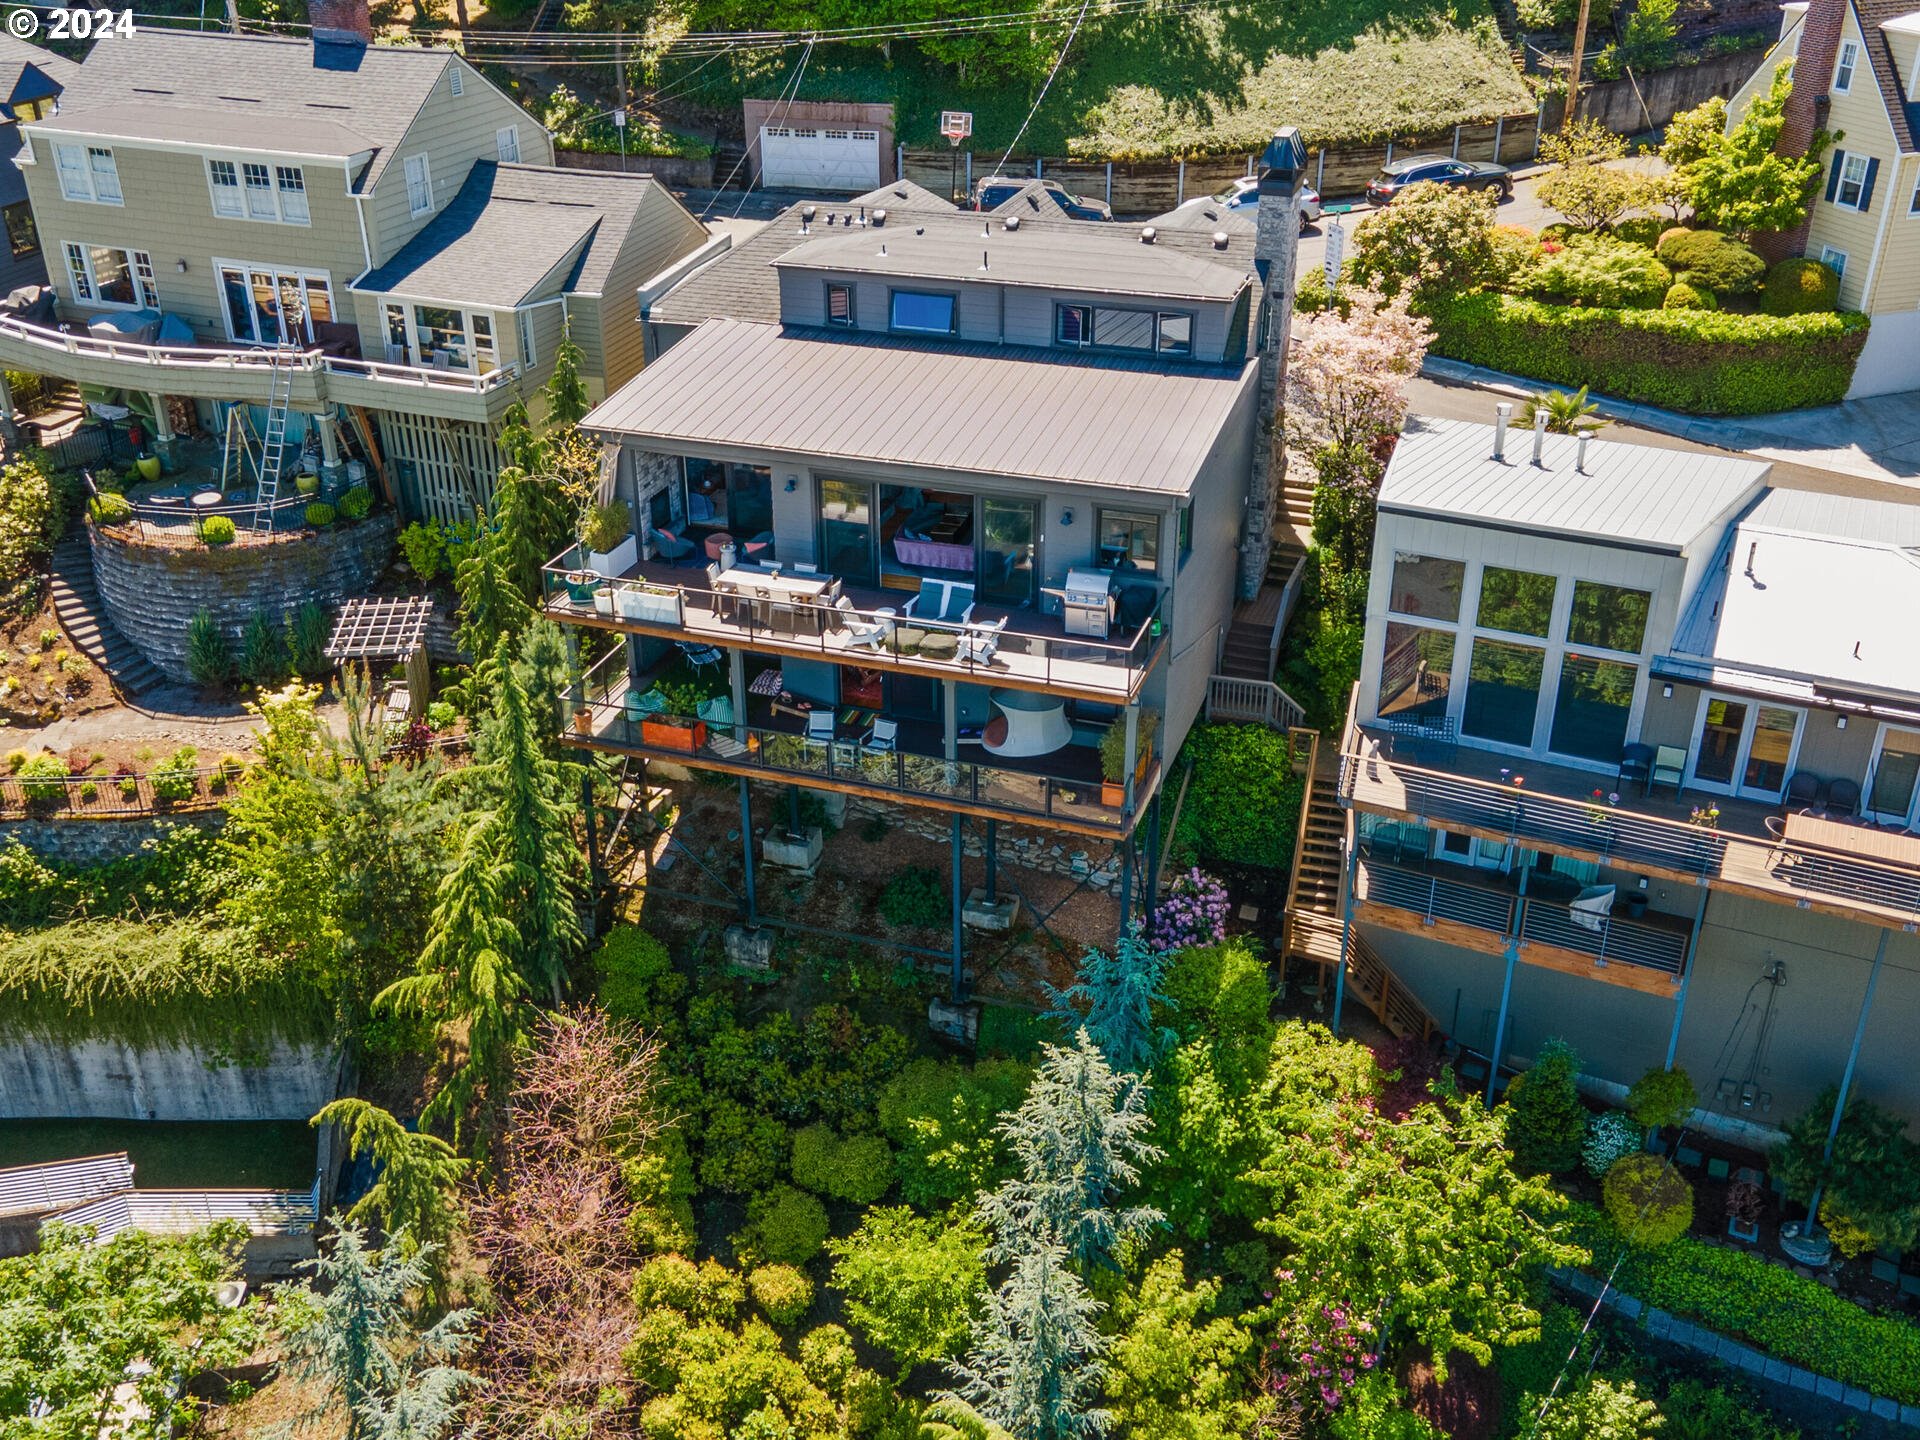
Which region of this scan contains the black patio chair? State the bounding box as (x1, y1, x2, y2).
(1784, 771, 1824, 812)
(1618, 742, 1654, 791)
(1826, 777, 1862, 819)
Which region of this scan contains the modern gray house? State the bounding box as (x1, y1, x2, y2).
(0, 8, 716, 518)
(1325, 410, 1920, 1132)
(544, 138, 1313, 971)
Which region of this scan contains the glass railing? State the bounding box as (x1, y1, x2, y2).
(541, 548, 1164, 698)
(565, 650, 1142, 829)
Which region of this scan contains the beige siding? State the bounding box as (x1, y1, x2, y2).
(19, 133, 363, 343)
(1864, 153, 1920, 311)
(590, 188, 711, 393)
(364, 62, 554, 264)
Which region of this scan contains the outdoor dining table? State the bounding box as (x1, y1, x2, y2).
(1783, 811, 1920, 869)
(716, 566, 831, 635)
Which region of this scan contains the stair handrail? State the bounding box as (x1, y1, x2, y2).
(1265, 551, 1307, 678)
(1278, 725, 1325, 961)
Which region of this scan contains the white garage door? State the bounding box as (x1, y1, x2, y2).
(759, 125, 882, 191)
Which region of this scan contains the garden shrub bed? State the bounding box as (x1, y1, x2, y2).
(1564, 1200, 1920, 1402)
(1429, 293, 1870, 415)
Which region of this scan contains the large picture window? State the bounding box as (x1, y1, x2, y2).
(1547, 655, 1638, 763)
(1475, 566, 1557, 637)
(64, 243, 156, 308)
(889, 290, 955, 335)
(1377, 623, 1454, 725)
(1566, 580, 1650, 653)
(1388, 553, 1464, 621)
(1462, 638, 1544, 747)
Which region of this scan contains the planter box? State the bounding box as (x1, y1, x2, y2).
(593, 586, 615, 616)
(587, 533, 638, 577)
(640, 717, 706, 753)
(616, 585, 683, 625)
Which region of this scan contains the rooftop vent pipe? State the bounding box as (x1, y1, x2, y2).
(1575, 430, 1590, 473)
(1140, 225, 1157, 244)
(1004, 216, 1021, 231)
(1531, 409, 1548, 467)
(1212, 230, 1229, 249)
(1492, 402, 1511, 461)
(800, 204, 815, 233)
(872, 208, 888, 227)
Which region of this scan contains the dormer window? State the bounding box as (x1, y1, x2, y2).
(826, 282, 854, 326)
(889, 289, 955, 335)
(1055, 302, 1194, 355)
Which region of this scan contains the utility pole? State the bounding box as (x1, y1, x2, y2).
(614, 22, 629, 173)
(225, 0, 240, 34)
(1563, 0, 1593, 133)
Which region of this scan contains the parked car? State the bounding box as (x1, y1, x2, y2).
(1364, 155, 1513, 206)
(973, 175, 1113, 221)
(1164, 175, 1323, 232)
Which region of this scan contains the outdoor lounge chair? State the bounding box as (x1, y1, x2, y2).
(1649, 745, 1686, 796)
(837, 597, 890, 649)
(1618, 742, 1653, 791)
(806, 710, 836, 745)
(677, 642, 722, 677)
(903, 578, 976, 627)
(955, 617, 1007, 666)
(1569, 884, 1617, 933)
(651, 528, 696, 565)
(863, 717, 898, 754)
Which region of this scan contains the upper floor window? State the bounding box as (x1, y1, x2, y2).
(404, 154, 434, 218)
(1910, 175, 1920, 216)
(1055, 303, 1194, 355)
(64, 242, 157, 308)
(889, 289, 954, 335)
(517, 308, 537, 367)
(1097, 507, 1160, 569)
(825, 283, 854, 326)
(207, 159, 308, 224)
(496, 126, 520, 164)
(54, 143, 121, 205)
(1829, 149, 1876, 212)
(4, 203, 38, 260)
(1834, 40, 1858, 92)
(1475, 565, 1557, 637)
(1389, 553, 1465, 622)
(1566, 580, 1650, 654)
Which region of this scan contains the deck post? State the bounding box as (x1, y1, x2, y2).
(984, 818, 998, 902)
(1122, 703, 1140, 812)
(1332, 842, 1358, 1031)
(1143, 793, 1161, 927)
(738, 777, 757, 926)
(1118, 832, 1133, 940)
(1807, 928, 1890, 1227)
(1485, 854, 1532, 1109)
(950, 814, 966, 1003)
(1663, 883, 1710, 1069)
(728, 648, 747, 743)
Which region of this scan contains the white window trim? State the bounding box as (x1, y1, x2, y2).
(54, 143, 121, 205)
(495, 125, 520, 163)
(1835, 153, 1871, 211)
(214, 259, 336, 345)
(1680, 692, 1806, 802)
(205, 156, 310, 226)
(1864, 722, 1920, 825)
(404, 154, 434, 218)
(394, 298, 500, 373)
(516, 307, 537, 366)
(1821, 244, 1849, 281)
(1908, 175, 1920, 218)
(62, 241, 158, 309)
(1834, 40, 1858, 93)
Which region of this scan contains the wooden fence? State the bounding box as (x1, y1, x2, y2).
(898, 112, 1540, 215)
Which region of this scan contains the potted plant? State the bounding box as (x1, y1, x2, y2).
(593, 583, 616, 616)
(296, 471, 321, 496)
(1726, 1178, 1764, 1243)
(563, 569, 597, 606)
(573, 706, 594, 735)
(616, 582, 684, 625)
(581, 500, 637, 576)
(1098, 708, 1157, 807)
(134, 453, 162, 483)
(640, 713, 707, 753)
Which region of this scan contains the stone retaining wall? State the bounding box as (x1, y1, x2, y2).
(0, 812, 223, 865)
(90, 516, 396, 684)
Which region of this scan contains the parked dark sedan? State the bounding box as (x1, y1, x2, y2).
(1365, 155, 1513, 206)
(973, 175, 1113, 221)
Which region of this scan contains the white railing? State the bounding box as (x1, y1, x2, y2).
(0, 315, 517, 393)
(0, 1153, 136, 1220)
(1206, 673, 1307, 730)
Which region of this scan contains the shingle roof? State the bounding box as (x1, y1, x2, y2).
(355, 162, 677, 305)
(50, 29, 458, 188)
(650, 196, 1259, 328)
(32, 100, 375, 158)
(585, 317, 1254, 494)
(1377, 414, 1771, 553)
(1857, 0, 1919, 152)
(848, 177, 957, 212)
(0, 34, 78, 108)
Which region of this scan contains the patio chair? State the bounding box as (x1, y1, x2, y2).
(677, 642, 722, 677)
(651, 528, 696, 565)
(1618, 742, 1654, 791)
(863, 717, 898, 755)
(1649, 745, 1686, 796)
(1784, 771, 1824, 811)
(1826, 776, 1862, 818)
(1569, 884, 1617, 933)
(806, 709, 836, 746)
(837, 597, 890, 649)
(904, 578, 976, 627)
(955, 617, 1007, 666)
(791, 562, 819, 576)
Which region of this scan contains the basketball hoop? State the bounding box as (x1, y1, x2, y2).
(940, 110, 973, 148)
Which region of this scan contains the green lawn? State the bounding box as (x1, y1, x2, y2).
(656, 0, 1531, 157)
(0, 1119, 318, 1189)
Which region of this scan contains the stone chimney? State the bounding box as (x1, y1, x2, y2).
(1760, 0, 1844, 262)
(310, 0, 372, 46)
(1238, 126, 1307, 601)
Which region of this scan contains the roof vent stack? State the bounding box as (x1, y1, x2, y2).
(1212, 230, 1229, 249)
(1140, 225, 1157, 244)
(872, 207, 886, 227)
(1492, 402, 1511, 461)
(1745, 540, 1758, 577)
(800, 204, 815, 235)
(981, 249, 990, 272)
(1004, 216, 1020, 232)
(1531, 409, 1548, 467)
(1575, 430, 1590, 473)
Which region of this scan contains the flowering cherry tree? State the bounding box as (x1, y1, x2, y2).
(1284, 287, 1434, 462)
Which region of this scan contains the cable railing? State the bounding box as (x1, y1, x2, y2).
(541, 549, 1164, 699)
(1342, 742, 1920, 928)
(565, 649, 1142, 829)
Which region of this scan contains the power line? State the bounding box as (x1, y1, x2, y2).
(988, 0, 1094, 181)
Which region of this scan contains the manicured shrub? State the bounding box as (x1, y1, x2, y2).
(1429, 292, 1869, 414)
(398, 520, 446, 581)
(1159, 938, 1274, 1057)
(199, 515, 236, 546)
(88, 492, 132, 524)
(15, 752, 68, 803)
(1583, 1109, 1643, 1178)
(185, 610, 232, 688)
(149, 746, 200, 804)
(1656, 224, 1694, 251)
(1141, 866, 1230, 951)
(1656, 228, 1766, 294)
(790, 1123, 895, 1205)
(797, 1325, 856, 1395)
(337, 485, 372, 520)
(631, 1253, 744, 1323)
(1762, 256, 1841, 316)
(594, 923, 686, 1032)
(1502, 1037, 1586, 1173)
(877, 1057, 1029, 1208)
(1486, 222, 1541, 285)
(1602, 1152, 1694, 1247)
(1171, 724, 1306, 870)
(737, 1184, 829, 1266)
(1519, 236, 1671, 308)
(697, 1099, 789, 1194)
(748, 1264, 814, 1327)
(1626, 1065, 1696, 1129)
(239, 609, 287, 688)
(1662, 281, 1717, 310)
(303, 502, 336, 528)
(878, 866, 946, 929)
(1611, 216, 1666, 249)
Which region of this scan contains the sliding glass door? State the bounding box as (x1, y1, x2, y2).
(819, 479, 875, 586)
(1688, 694, 1803, 801)
(980, 497, 1037, 608)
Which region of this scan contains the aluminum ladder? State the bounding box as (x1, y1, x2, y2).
(251, 344, 298, 529)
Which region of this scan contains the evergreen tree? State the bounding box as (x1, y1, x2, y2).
(311, 1099, 467, 1297)
(273, 1221, 477, 1440)
(946, 1241, 1111, 1440)
(982, 1030, 1163, 1273)
(1045, 930, 1175, 1078)
(1502, 1036, 1587, 1174)
(509, 617, 572, 745)
(492, 465, 569, 601)
(452, 511, 531, 662)
(496, 400, 550, 477)
(543, 321, 591, 429)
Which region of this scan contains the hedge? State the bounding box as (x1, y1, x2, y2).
(1429, 292, 1870, 415)
(1564, 1201, 1920, 1401)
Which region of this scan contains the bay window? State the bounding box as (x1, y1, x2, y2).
(393, 301, 502, 373)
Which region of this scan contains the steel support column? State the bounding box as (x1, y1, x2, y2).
(1663, 883, 1711, 1070)
(738, 777, 758, 926)
(984, 819, 998, 902)
(1808, 928, 1890, 1226)
(1144, 794, 1162, 927)
(1332, 842, 1358, 1031)
(1117, 834, 1133, 939)
(950, 814, 966, 1003)
(1484, 855, 1533, 1109)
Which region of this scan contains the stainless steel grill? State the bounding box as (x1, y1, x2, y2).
(1058, 567, 1112, 639)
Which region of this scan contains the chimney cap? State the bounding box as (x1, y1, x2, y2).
(1259, 126, 1306, 178)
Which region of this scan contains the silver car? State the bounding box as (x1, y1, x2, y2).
(1165, 175, 1323, 231)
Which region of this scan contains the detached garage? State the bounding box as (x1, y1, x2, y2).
(742, 98, 896, 194)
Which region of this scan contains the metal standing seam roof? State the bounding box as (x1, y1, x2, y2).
(46, 30, 459, 188)
(1376, 414, 1772, 553)
(584, 316, 1254, 494)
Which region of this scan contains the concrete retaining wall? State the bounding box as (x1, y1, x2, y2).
(90, 515, 396, 684)
(554, 147, 716, 189)
(0, 1035, 339, 1120)
(1550, 46, 1771, 135)
(0, 812, 223, 865)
